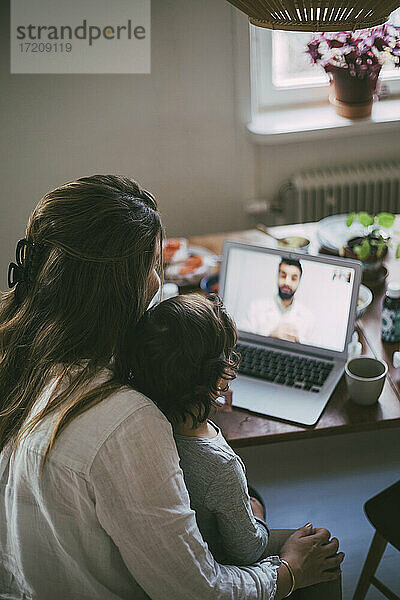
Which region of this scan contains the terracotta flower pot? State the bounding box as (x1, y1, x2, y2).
(329, 68, 381, 119)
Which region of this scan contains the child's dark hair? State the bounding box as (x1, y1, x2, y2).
(130, 293, 240, 428)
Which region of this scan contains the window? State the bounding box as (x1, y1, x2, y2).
(251, 8, 400, 112)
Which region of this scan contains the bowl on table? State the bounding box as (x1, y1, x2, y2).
(200, 274, 219, 294)
(277, 236, 311, 253)
(356, 284, 373, 320)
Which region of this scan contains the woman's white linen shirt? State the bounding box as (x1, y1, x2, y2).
(0, 376, 280, 599)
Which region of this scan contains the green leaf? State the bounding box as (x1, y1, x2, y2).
(356, 239, 371, 261)
(377, 212, 395, 228)
(376, 241, 387, 258)
(346, 212, 355, 227)
(396, 243, 400, 259)
(358, 212, 374, 227)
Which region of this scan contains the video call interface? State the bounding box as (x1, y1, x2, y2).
(223, 248, 356, 353)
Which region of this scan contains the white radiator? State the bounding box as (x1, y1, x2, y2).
(281, 161, 400, 223)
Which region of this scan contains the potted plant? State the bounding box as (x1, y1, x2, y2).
(306, 25, 400, 119)
(340, 212, 400, 283)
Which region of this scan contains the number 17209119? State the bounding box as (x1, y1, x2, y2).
(19, 42, 72, 52)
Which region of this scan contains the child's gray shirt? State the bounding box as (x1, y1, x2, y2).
(174, 422, 269, 566)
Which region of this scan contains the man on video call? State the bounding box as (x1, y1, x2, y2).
(243, 258, 314, 344)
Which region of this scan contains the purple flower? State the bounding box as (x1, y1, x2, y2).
(305, 24, 400, 79)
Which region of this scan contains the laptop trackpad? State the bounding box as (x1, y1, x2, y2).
(230, 376, 323, 426)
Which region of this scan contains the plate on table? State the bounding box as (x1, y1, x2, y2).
(356, 284, 373, 320)
(164, 243, 219, 287)
(317, 214, 391, 254)
(317, 214, 370, 253)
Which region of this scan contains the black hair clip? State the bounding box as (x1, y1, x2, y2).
(8, 238, 42, 304)
(8, 239, 31, 289)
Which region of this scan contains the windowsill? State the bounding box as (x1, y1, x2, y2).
(248, 97, 400, 145)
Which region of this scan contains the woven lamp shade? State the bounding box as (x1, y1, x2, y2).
(226, 1, 400, 31)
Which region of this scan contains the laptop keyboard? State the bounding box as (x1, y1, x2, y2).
(236, 343, 334, 393)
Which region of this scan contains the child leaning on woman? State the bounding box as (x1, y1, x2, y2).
(130, 293, 270, 566)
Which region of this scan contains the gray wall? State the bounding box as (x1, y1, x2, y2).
(256, 131, 400, 208)
(1, 0, 399, 289)
(0, 0, 255, 289)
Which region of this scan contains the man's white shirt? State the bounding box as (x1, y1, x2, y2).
(242, 294, 315, 346)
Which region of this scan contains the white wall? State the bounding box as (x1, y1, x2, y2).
(1, 0, 400, 290)
(256, 130, 400, 208)
(0, 0, 256, 288)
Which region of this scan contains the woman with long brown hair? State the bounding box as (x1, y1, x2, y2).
(0, 175, 343, 599)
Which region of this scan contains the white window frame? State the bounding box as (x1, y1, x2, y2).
(251, 25, 400, 114)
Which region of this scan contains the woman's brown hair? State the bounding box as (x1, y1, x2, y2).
(130, 293, 240, 428)
(0, 175, 162, 464)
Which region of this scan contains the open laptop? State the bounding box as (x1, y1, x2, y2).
(219, 241, 362, 426)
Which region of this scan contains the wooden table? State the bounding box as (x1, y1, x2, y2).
(189, 223, 400, 448)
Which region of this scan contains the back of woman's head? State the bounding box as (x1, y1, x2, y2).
(0, 174, 162, 459)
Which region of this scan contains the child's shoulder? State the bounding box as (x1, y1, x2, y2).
(174, 422, 241, 468)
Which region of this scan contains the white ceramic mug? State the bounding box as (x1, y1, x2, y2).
(345, 357, 388, 406)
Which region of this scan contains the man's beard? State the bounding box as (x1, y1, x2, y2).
(278, 287, 295, 301)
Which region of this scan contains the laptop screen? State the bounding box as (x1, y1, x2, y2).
(222, 246, 357, 354)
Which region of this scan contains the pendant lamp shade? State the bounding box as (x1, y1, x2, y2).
(226, 1, 400, 31)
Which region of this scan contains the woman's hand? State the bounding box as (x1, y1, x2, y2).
(280, 524, 344, 589)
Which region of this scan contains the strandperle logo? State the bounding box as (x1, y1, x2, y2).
(11, 0, 150, 74)
(16, 20, 147, 46)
